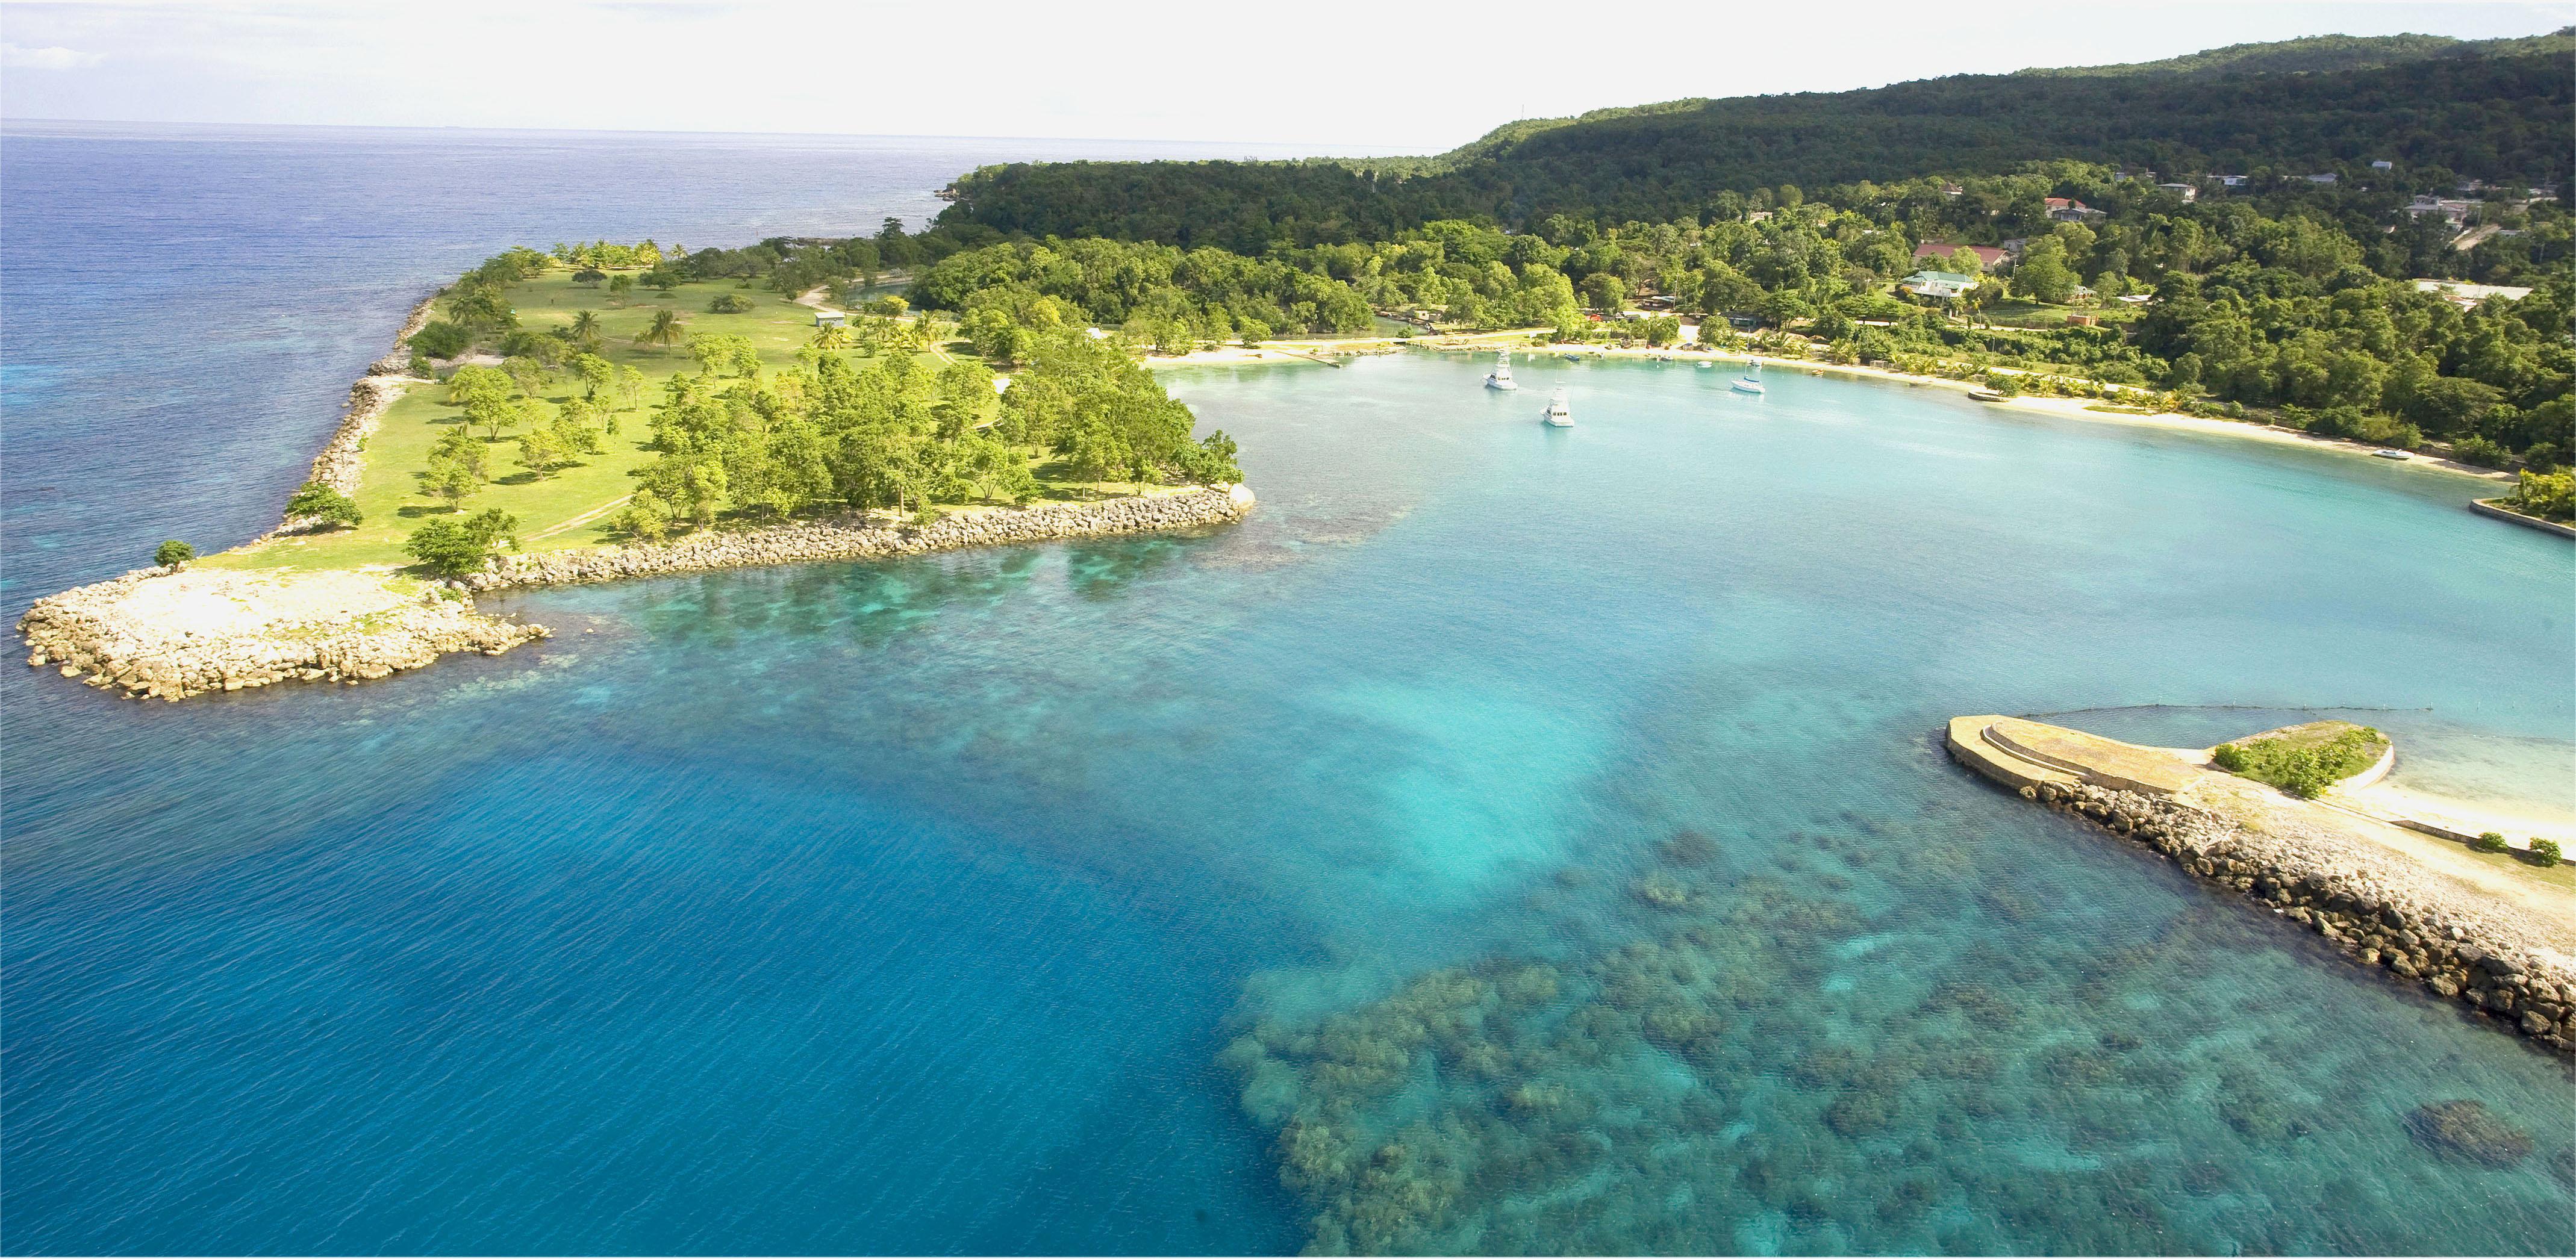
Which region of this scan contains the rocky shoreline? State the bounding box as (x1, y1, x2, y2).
(269, 294, 438, 537)
(19, 566, 546, 701)
(19, 487, 1255, 702)
(464, 483, 1257, 591)
(2010, 777, 2575, 1057)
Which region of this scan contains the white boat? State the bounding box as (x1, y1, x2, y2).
(2372, 449, 2410, 461)
(1731, 362, 1765, 394)
(1541, 387, 1573, 427)
(1483, 349, 1518, 391)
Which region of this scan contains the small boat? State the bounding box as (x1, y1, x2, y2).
(1696, 361, 1713, 369)
(1483, 349, 1518, 391)
(1731, 362, 1765, 395)
(2372, 449, 2411, 461)
(1968, 388, 2005, 402)
(1561, 353, 1584, 362)
(1541, 387, 1573, 427)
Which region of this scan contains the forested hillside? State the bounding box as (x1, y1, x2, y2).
(2022, 26, 2571, 77)
(938, 49, 2571, 249)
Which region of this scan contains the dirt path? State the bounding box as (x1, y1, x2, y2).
(526, 494, 635, 542)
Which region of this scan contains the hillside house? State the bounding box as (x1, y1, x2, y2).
(1901, 270, 1980, 299)
(2044, 197, 2106, 223)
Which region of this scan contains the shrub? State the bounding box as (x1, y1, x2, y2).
(2210, 726, 2383, 798)
(707, 292, 754, 314)
(284, 481, 363, 528)
(153, 539, 194, 568)
(2448, 434, 2510, 468)
(404, 508, 519, 577)
(410, 319, 473, 360)
(2530, 839, 2562, 866)
(2469, 832, 2508, 853)
(2507, 470, 2574, 521)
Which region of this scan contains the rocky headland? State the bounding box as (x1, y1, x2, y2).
(22, 487, 1256, 701)
(1950, 715, 2576, 1055)
(19, 566, 546, 701)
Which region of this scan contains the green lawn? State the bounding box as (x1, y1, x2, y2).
(1978, 299, 2140, 330)
(203, 271, 1134, 574)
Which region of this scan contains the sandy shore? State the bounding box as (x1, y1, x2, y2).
(1156, 331, 2516, 487)
(2343, 780, 2575, 848)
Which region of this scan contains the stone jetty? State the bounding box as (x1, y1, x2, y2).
(469, 483, 1256, 591)
(1950, 715, 2575, 1055)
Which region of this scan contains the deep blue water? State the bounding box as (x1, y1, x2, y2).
(7, 128, 2575, 1255)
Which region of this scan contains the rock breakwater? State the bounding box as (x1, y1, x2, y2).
(469, 483, 1256, 590)
(2016, 777, 2575, 1056)
(272, 294, 437, 536)
(20, 566, 545, 701)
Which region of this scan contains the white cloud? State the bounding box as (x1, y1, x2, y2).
(2, 42, 104, 70)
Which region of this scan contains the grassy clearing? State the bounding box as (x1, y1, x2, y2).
(204, 272, 1118, 573)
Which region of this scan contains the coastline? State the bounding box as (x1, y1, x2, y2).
(1950, 715, 2575, 1055)
(266, 293, 441, 538)
(17, 281, 1259, 701)
(1156, 331, 2519, 488)
(466, 484, 1255, 591)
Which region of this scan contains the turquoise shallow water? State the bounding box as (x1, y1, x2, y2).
(8, 350, 2575, 1252)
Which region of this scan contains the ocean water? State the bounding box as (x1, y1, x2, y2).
(7, 131, 2576, 1255)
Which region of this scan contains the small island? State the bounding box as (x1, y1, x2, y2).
(19, 243, 1255, 700)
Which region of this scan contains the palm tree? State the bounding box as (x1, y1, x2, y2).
(810, 322, 851, 350)
(636, 309, 683, 347)
(570, 309, 602, 350)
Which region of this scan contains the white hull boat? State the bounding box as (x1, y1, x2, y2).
(1483, 349, 1518, 391)
(1732, 362, 1766, 394)
(1541, 387, 1573, 427)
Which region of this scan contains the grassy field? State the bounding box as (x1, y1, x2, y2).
(204, 270, 1138, 574)
(1979, 299, 2141, 330)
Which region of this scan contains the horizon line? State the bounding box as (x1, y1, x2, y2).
(0, 116, 1419, 158)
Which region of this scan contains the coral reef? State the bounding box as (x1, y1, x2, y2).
(2405, 1099, 2533, 1169)
(1225, 815, 2575, 1255)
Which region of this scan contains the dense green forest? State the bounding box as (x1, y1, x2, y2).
(2022, 26, 2572, 77)
(588, 32, 2570, 473)
(878, 167, 2575, 467)
(938, 50, 2569, 247)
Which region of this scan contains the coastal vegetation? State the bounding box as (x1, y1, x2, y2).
(850, 32, 2571, 468)
(203, 245, 1242, 577)
(2210, 723, 2388, 798)
(936, 37, 2569, 247)
(2503, 469, 2574, 521)
(889, 180, 2572, 466)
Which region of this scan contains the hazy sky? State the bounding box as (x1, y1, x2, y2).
(2, 1, 2568, 152)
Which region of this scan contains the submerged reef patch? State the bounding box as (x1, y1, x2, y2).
(1224, 813, 2576, 1255)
